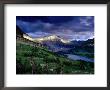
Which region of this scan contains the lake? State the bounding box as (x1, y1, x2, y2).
(66, 54, 94, 62)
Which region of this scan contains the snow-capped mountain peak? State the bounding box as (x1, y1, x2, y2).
(34, 35, 70, 43)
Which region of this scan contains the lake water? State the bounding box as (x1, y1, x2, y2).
(66, 54, 94, 62)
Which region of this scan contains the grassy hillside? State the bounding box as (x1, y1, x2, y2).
(16, 42, 94, 74)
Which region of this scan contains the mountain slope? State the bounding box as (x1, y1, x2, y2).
(16, 42, 94, 74)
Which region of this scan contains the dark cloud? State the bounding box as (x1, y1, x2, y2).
(16, 16, 75, 24)
(16, 16, 94, 41)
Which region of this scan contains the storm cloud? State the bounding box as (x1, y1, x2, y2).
(16, 16, 94, 41)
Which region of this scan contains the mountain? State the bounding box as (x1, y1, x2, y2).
(34, 35, 70, 44)
(21, 34, 71, 52)
(70, 39, 94, 46)
(56, 38, 94, 56)
(32, 35, 70, 52)
(16, 26, 94, 53)
(16, 26, 70, 52)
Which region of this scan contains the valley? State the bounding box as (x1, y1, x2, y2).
(16, 25, 94, 74)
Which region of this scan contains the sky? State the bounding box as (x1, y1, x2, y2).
(16, 16, 94, 41)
